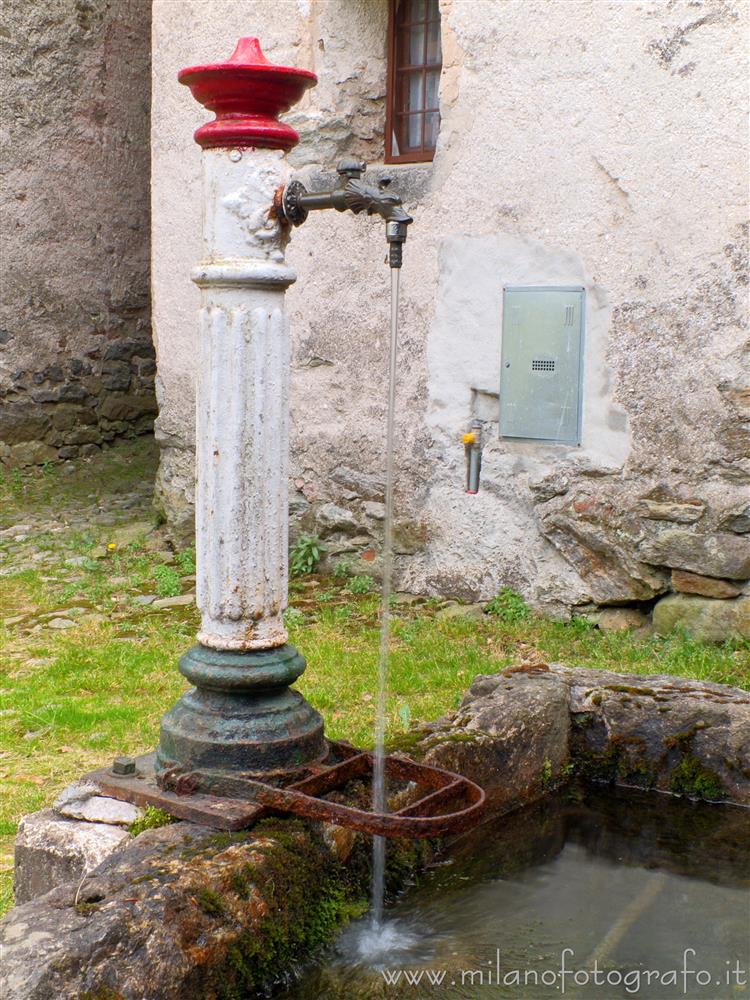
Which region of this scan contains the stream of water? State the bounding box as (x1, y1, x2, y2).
(371, 265, 401, 929)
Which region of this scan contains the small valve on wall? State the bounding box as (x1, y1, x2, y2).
(463, 420, 483, 494)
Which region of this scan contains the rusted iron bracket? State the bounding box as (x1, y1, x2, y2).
(84, 741, 485, 838)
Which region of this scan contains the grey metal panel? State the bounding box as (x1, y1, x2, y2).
(499, 286, 585, 445)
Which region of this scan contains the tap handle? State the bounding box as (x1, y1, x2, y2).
(336, 158, 366, 179)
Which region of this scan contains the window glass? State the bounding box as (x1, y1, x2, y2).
(387, 0, 442, 162)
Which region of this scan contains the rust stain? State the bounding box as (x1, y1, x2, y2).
(271, 185, 287, 224)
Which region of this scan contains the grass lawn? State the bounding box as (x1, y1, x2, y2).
(1, 441, 748, 916)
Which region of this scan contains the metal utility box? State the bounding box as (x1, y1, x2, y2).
(499, 286, 585, 445)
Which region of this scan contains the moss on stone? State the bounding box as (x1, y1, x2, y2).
(608, 685, 656, 697)
(669, 756, 725, 801)
(128, 806, 175, 837)
(229, 864, 254, 900)
(540, 757, 553, 788)
(74, 901, 101, 917)
(206, 820, 367, 996)
(665, 722, 709, 749)
(191, 886, 225, 917)
(384, 728, 430, 755)
(189, 816, 431, 998)
(616, 756, 656, 787)
(571, 711, 594, 729)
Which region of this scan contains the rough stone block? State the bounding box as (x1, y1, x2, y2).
(592, 607, 649, 631)
(638, 530, 750, 580)
(652, 593, 750, 642)
(719, 505, 750, 535)
(330, 465, 385, 501)
(540, 508, 669, 604)
(0, 818, 409, 1000)
(0, 404, 51, 444)
(564, 665, 750, 803)
(98, 393, 157, 422)
(101, 360, 132, 391)
(14, 810, 130, 904)
(7, 441, 57, 468)
(55, 796, 141, 826)
(671, 569, 741, 599)
(420, 669, 572, 810)
(63, 426, 102, 446)
(634, 499, 705, 523)
(314, 502, 360, 535)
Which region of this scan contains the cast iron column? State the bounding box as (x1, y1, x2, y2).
(156, 38, 326, 790)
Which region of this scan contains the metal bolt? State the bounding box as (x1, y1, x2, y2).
(229, 149, 242, 162)
(112, 756, 136, 776)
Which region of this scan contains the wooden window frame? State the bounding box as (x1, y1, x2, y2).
(385, 0, 441, 164)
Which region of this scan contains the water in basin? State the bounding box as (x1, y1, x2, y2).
(277, 786, 750, 999)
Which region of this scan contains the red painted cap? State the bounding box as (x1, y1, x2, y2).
(178, 37, 317, 151)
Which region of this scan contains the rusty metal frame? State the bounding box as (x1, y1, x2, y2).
(84, 742, 485, 838)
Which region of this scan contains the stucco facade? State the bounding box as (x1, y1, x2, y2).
(0, 0, 154, 467)
(151, 0, 749, 618)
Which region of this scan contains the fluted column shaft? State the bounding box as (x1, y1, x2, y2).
(194, 148, 294, 651)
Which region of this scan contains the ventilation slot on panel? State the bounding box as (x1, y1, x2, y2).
(531, 359, 556, 372)
(564, 304, 575, 327)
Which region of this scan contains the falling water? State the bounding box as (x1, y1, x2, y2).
(370, 266, 401, 928)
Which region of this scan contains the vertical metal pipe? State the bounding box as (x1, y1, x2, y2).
(465, 419, 482, 494)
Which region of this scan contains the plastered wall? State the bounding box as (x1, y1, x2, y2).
(151, 0, 749, 615)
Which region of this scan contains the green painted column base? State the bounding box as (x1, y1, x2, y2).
(156, 644, 326, 791)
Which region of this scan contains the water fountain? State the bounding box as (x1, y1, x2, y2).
(82, 37, 484, 846)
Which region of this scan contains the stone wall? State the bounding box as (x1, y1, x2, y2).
(0, 0, 154, 468)
(151, 0, 749, 623)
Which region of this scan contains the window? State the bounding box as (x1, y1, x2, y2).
(386, 0, 442, 163)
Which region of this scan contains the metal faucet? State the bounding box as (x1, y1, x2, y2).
(276, 158, 413, 268)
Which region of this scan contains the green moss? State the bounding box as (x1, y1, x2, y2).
(571, 744, 620, 783)
(441, 729, 482, 744)
(180, 830, 250, 860)
(385, 727, 429, 755)
(129, 871, 161, 885)
(571, 712, 594, 729)
(665, 722, 709, 750)
(540, 757, 575, 792)
(616, 757, 656, 787)
(191, 886, 226, 917)
(74, 901, 101, 916)
(199, 817, 427, 998)
(541, 757, 553, 789)
(229, 865, 254, 899)
(128, 806, 175, 837)
(670, 756, 725, 801)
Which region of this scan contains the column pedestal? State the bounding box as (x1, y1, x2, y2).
(155, 42, 324, 791)
(156, 645, 325, 789)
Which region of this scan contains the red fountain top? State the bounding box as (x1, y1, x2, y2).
(178, 37, 317, 151)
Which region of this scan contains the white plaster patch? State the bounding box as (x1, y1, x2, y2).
(428, 233, 630, 469)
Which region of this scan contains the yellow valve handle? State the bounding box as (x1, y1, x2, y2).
(463, 432, 477, 445)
